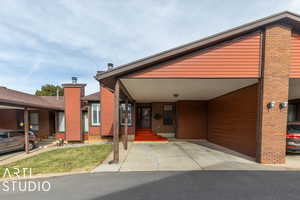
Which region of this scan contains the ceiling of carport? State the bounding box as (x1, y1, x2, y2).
(121, 78, 258, 102)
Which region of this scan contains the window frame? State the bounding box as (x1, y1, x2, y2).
(29, 112, 39, 131)
(91, 103, 100, 126)
(57, 111, 65, 132)
(163, 104, 174, 125)
(120, 103, 133, 126)
(82, 111, 89, 132)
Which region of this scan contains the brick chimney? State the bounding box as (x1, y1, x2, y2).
(62, 82, 86, 142)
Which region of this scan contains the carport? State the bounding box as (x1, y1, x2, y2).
(96, 30, 262, 163)
(121, 78, 259, 158)
(96, 12, 300, 164)
(0, 86, 63, 153)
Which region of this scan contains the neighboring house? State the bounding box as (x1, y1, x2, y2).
(0, 86, 105, 141)
(0, 86, 64, 138)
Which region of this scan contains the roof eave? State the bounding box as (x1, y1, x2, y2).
(95, 11, 300, 82)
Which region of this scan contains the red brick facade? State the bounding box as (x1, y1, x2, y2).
(257, 25, 291, 164)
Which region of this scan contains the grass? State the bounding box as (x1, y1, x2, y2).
(0, 144, 112, 177)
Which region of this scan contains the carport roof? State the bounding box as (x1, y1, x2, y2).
(0, 86, 64, 110)
(96, 11, 300, 89)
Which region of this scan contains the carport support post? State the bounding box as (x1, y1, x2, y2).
(24, 107, 29, 154)
(124, 99, 128, 150)
(113, 80, 120, 163)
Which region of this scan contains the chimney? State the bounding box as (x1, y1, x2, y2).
(107, 63, 113, 70)
(72, 77, 78, 84)
(62, 80, 87, 142)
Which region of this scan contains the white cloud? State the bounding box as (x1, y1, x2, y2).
(0, 0, 297, 94)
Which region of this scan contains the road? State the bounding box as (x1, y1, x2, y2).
(0, 171, 300, 200)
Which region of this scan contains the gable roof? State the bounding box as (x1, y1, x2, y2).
(82, 92, 100, 101)
(96, 11, 300, 88)
(0, 87, 64, 110)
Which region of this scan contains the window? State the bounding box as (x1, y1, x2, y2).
(0, 131, 8, 139)
(120, 103, 132, 126)
(30, 112, 39, 131)
(82, 111, 89, 132)
(91, 103, 100, 126)
(58, 112, 65, 132)
(163, 105, 173, 125)
(288, 104, 297, 122)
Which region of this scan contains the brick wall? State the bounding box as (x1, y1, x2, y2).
(257, 25, 291, 164)
(208, 84, 258, 157)
(152, 103, 176, 134)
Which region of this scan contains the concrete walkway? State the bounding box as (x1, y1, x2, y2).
(93, 140, 287, 172)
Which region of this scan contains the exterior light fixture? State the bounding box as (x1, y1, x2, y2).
(280, 101, 288, 109)
(267, 101, 276, 109)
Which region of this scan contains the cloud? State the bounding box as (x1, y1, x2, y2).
(0, 0, 297, 94)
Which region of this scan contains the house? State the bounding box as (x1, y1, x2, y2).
(0, 85, 105, 142)
(94, 11, 300, 164)
(2, 11, 300, 165)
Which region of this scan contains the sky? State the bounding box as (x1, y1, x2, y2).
(0, 0, 299, 95)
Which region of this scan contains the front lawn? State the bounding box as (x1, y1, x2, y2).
(0, 144, 112, 178)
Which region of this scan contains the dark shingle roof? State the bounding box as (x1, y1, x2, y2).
(82, 92, 100, 102)
(0, 87, 64, 110)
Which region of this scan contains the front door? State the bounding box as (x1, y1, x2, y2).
(137, 107, 151, 129)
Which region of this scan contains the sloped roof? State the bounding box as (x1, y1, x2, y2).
(82, 92, 100, 101)
(0, 87, 64, 110)
(96, 11, 300, 88)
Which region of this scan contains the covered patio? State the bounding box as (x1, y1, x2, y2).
(0, 86, 64, 153)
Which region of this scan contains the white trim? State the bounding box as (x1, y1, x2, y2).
(91, 103, 100, 126)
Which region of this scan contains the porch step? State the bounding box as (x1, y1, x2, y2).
(135, 129, 168, 142)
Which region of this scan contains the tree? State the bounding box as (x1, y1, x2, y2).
(35, 84, 64, 96)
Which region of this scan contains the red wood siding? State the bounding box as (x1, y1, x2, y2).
(100, 87, 114, 136)
(291, 33, 300, 77)
(64, 87, 82, 141)
(0, 109, 19, 129)
(89, 126, 101, 136)
(176, 101, 207, 139)
(129, 33, 260, 78)
(207, 84, 258, 157)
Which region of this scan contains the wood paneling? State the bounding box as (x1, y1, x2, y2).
(129, 33, 260, 78)
(100, 87, 114, 136)
(291, 33, 300, 77)
(0, 109, 19, 129)
(64, 87, 82, 141)
(207, 84, 258, 157)
(176, 101, 207, 139)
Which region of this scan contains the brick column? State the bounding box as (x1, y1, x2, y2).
(257, 25, 291, 164)
(63, 83, 86, 142)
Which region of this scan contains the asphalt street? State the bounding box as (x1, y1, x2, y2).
(1, 171, 300, 200)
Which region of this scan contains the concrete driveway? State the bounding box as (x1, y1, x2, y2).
(94, 140, 285, 172)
